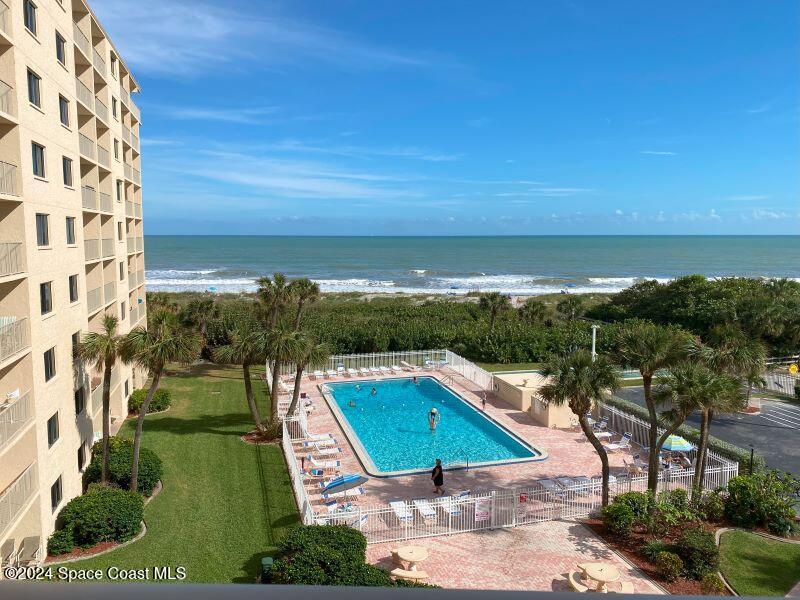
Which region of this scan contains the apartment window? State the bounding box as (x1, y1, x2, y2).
(51, 476, 62, 512)
(69, 274, 78, 302)
(59, 95, 70, 126)
(74, 387, 85, 415)
(23, 0, 37, 35)
(117, 221, 123, 240)
(71, 331, 80, 356)
(124, 379, 129, 397)
(55, 32, 66, 65)
(32, 142, 45, 177)
(119, 261, 124, 280)
(120, 301, 126, 320)
(116, 179, 123, 201)
(39, 281, 52, 314)
(110, 54, 118, 77)
(112, 97, 118, 118)
(62, 156, 73, 187)
(44, 347, 56, 381)
(47, 412, 59, 446)
(27, 69, 41, 107)
(113, 139, 119, 159)
(77, 444, 86, 471)
(66, 216, 76, 244)
(36, 213, 49, 245)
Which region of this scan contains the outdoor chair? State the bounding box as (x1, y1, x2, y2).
(1, 538, 15, 566)
(16, 537, 40, 567)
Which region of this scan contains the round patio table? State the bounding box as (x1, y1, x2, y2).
(396, 546, 429, 571)
(582, 563, 620, 593)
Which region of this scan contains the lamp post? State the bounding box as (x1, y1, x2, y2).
(749, 444, 754, 475)
(591, 324, 599, 361)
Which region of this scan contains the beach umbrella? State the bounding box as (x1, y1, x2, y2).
(661, 435, 693, 452)
(322, 473, 368, 496)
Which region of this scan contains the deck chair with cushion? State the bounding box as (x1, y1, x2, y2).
(16, 537, 40, 567)
(1, 539, 15, 566)
(306, 455, 340, 469)
(412, 498, 438, 522)
(389, 500, 413, 522)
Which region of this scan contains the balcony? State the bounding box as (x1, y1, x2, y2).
(81, 185, 97, 210)
(101, 237, 114, 258)
(0, 391, 32, 454)
(134, 203, 142, 219)
(125, 200, 133, 218)
(79, 133, 96, 160)
(95, 97, 108, 123)
(120, 87, 129, 107)
(123, 162, 132, 180)
(93, 48, 107, 77)
(91, 383, 102, 414)
(130, 100, 141, 122)
(0, 1, 9, 39)
(75, 77, 94, 110)
(129, 305, 138, 324)
(84, 238, 100, 261)
(132, 168, 141, 186)
(0, 161, 18, 197)
(0, 463, 37, 538)
(137, 269, 144, 285)
(87, 286, 102, 312)
(0, 317, 29, 363)
(103, 281, 116, 304)
(128, 270, 138, 290)
(126, 237, 134, 253)
(131, 133, 140, 153)
(0, 242, 23, 278)
(97, 144, 110, 169)
(0, 79, 14, 118)
(73, 22, 91, 58)
(136, 236, 143, 252)
(121, 126, 130, 144)
(100, 192, 112, 213)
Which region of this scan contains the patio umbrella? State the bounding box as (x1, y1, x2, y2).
(322, 474, 368, 496)
(661, 435, 693, 452)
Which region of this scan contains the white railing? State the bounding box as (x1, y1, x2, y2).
(95, 98, 108, 123)
(121, 126, 131, 144)
(73, 22, 90, 57)
(97, 144, 110, 168)
(0, 161, 18, 196)
(124, 163, 132, 180)
(120, 87, 129, 107)
(0, 318, 29, 362)
(0, 242, 23, 277)
(81, 185, 97, 210)
(279, 349, 449, 376)
(129, 305, 138, 324)
(444, 350, 495, 391)
(103, 282, 116, 304)
(84, 239, 100, 262)
(136, 237, 143, 252)
(0, 464, 37, 538)
(87, 286, 102, 312)
(100, 192, 112, 213)
(128, 271, 138, 290)
(93, 48, 106, 76)
(282, 419, 316, 525)
(91, 384, 103, 414)
(75, 77, 94, 109)
(134, 203, 142, 219)
(101, 238, 114, 258)
(131, 133, 140, 152)
(125, 200, 134, 217)
(0, 391, 32, 452)
(0, 1, 9, 37)
(127, 237, 135, 253)
(136, 269, 144, 285)
(79, 133, 95, 159)
(130, 99, 141, 122)
(132, 168, 141, 186)
(0, 80, 13, 116)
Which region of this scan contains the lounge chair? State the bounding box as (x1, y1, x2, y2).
(434, 495, 462, 517)
(555, 476, 577, 490)
(593, 416, 609, 432)
(1, 538, 15, 566)
(413, 498, 438, 521)
(389, 500, 413, 522)
(347, 368, 358, 377)
(16, 537, 40, 567)
(306, 455, 340, 469)
(358, 367, 370, 376)
(379, 366, 391, 375)
(326, 369, 338, 379)
(369, 366, 381, 375)
(400, 361, 422, 371)
(302, 438, 338, 448)
(312, 370, 324, 380)
(322, 486, 365, 501)
(309, 445, 342, 456)
(391, 568, 429, 582)
(539, 479, 566, 498)
(302, 468, 325, 479)
(298, 431, 334, 442)
(568, 570, 589, 592)
(337, 366, 346, 377)
(603, 432, 632, 452)
(391, 365, 403, 374)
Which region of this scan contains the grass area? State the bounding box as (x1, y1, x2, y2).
(719, 530, 800, 596)
(61, 363, 299, 583)
(477, 361, 542, 372)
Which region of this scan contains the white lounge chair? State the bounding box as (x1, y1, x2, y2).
(298, 431, 334, 442)
(413, 498, 437, 521)
(556, 476, 577, 490)
(389, 500, 413, 522)
(369, 366, 381, 375)
(359, 367, 370, 376)
(347, 368, 358, 377)
(322, 486, 365, 501)
(302, 468, 325, 479)
(1, 538, 15, 567)
(603, 432, 632, 452)
(391, 365, 403, 374)
(312, 370, 324, 380)
(310, 445, 341, 456)
(302, 438, 338, 449)
(16, 537, 40, 567)
(326, 369, 338, 379)
(379, 366, 391, 375)
(306, 455, 340, 469)
(400, 361, 422, 371)
(539, 478, 566, 498)
(435, 496, 462, 517)
(337, 366, 346, 377)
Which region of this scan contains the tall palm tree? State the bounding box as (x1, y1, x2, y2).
(556, 296, 585, 321)
(539, 350, 621, 506)
(267, 328, 303, 424)
(290, 278, 321, 330)
(121, 311, 200, 492)
(181, 297, 218, 346)
(256, 272, 294, 327)
(214, 321, 271, 433)
(613, 321, 688, 492)
(518, 298, 547, 325)
(286, 335, 330, 416)
(478, 292, 511, 333)
(76, 315, 127, 485)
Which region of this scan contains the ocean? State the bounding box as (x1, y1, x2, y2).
(143, 236, 800, 296)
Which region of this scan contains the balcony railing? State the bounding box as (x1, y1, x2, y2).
(0, 161, 18, 196)
(84, 238, 100, 261)
(81, 185, 97, 210)
(0, 318, 29, 363)
(73, 22, 90, 57)
(93, 48, 106, 76)
(103, 281, 116, 304)
(0, 463, 37, 538)
(79, 133, 95, 160)
(137, 269, 144, 286)
(75, 77, 93, 109)
(120, 87, 129, 107)
(131, 134, 140, 152)
(95, 97, 108, 123)
(91, 384, 102, 414)
(128, 270, 138, 290)
(136, 236, 143, 252)
(129, 305, 138, 324)
(0, 391, 32, 453)
(97, 144, 110, 169)
(123, 163, 132, 180)
(0, 242, 23, 278)
(134, 203, 142, 219)
(0, 1, 9, 37)
(100, 192, 112, 212)
(132, 168, 141, 186)
(87, 286, 102, 312)
(125, 200, 133, 217)
(0, 80, 14, 117)
(101, 237, 114, 258)
(130, 100, 141, 122)
(127, 237, 135, 253)
(121, 126, 130, 144)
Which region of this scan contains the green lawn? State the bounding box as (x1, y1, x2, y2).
(61, 364, 299, 583)
(719, 530, 800, 596)
(477, 362, 542, 372)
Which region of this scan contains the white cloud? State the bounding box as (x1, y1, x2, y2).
(640, 150, 677, 156)
(726, 194, 770, 202)
(750, 209, 789, 220)
(746, 102, 772, 114)
(151, 105, 280, 125)
(260, 138, 462, 162)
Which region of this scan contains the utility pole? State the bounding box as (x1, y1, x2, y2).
(591, 324, 599, 361)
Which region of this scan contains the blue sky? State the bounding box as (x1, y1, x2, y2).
(94, 0, 799, 235)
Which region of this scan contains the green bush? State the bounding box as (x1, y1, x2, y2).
(641, 539, 669, 562)
(613, 491, 651, 524)
(675, 527, 718, 579)
(602, 502, 635, 538)
(646, 490, 698, 536)
(46, 528, 75, 556)
(654, 551, 683, 582)
(53, 486, 143, 550)
(85, 436, 163, 496)
(700, 572, 726, 595)
(697, 491, 726, 522)
(128, 388, 172, 413)
(724, 472, 800, 535)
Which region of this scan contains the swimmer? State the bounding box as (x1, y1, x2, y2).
(428, 407, 440, 431)
(412, 376, 418, 385)
(355, 384, 361, 391)
(348, 399, 357, 408)
(370, 387, 377, 396)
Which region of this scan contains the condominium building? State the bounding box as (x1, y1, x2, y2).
(0, 0, 145, 565)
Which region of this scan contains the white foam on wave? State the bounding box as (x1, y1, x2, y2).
(433, 274, 547, 289)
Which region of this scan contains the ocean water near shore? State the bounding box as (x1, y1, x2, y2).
(144, 235, 800, 296)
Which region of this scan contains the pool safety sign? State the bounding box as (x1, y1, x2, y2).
(475, 497, 491, 522)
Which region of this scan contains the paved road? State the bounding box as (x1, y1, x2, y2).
(616, 387, 800, 476)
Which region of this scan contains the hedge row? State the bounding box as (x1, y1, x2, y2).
(601, 395, 764, 472)
(84, 437, 163, 496)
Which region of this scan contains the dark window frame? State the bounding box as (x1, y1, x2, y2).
(35, 212, 49, 245)
(68, 274, 78, 302)
(39, 280, 52, 314)
(44, 347, 56, 381)
(32, 142, 45, 177)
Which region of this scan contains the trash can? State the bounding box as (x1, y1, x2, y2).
(260, 556, 274, 583)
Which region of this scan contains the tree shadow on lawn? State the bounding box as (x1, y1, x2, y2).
(566, 522, 614, 561)
(164, 362, 265, 382)
(142, 413, 257, 437)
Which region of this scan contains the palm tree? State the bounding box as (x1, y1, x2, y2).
(290, 278, 321, 330)
(214, 321, 271, 433)
(181, 297, 218, 345)
(556, 296, 585, 321)
(539, 350, 621, 506)
(76, 315, 127, 485)
(256, 272, 293, 327)
(613, 321, 688, 492)
(286, 335, 330, 416)
(478, 292, 511, 333)
(121, 311, 200, 492)
(518, 298, 547, 325)
(267, 328, 303, 425)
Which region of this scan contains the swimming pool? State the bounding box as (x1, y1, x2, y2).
(322, 377, 545, 476)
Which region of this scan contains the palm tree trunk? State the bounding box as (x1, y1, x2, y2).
(643, 374, 660, 493)
(101, 363, 112, 485)
(692, 410, 710, 500)
(287, 365, 305, 416)
(242, 363, 265, 432)
(130, 369, 162, 493)
(270, 361, 282, 424)
(294, 301, 304, 330)
(579, 414, 611, 506)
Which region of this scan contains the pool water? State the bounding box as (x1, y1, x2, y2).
(323, 377, 543, 476)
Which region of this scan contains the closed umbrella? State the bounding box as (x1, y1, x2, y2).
(322, 474, 368, 496)
(661, 435, 693, 452)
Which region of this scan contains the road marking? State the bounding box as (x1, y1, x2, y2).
(758, 412, 799, 430)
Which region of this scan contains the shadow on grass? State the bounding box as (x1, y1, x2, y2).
(142, 413, 255, 437)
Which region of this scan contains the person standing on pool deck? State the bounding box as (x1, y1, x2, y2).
(428, 407, 440, 431)
(431, 459, 444, 495)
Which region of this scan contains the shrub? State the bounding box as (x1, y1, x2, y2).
(725, 471, 800, 535)
(54, 486, 143, 550)
(646, 490, 697, 536)
(46, 528, 75, 556)
(129, 388, 172, 414)
(697, 490, 726, 522)
(602, 502, 635, 538)
(613, 491, 651, 524)
(675, 527, 718, 579)
(654, 551, 683, 582)
(85, 437, 163, 496)
(700, 572, 726, 595)
(641, 539, 669, 562)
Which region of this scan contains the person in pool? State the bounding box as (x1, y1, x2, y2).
(431, 459, 444, 495)
(428, 407, 440, 431)
(412, 376, 418, 385)
(370, 387, 377, 396)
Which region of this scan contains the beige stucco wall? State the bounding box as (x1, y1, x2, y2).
(494, 371, 577, 428)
